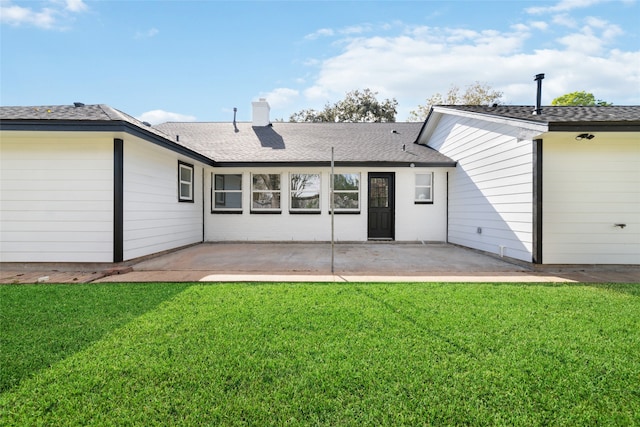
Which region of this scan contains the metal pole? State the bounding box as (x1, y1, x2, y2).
(331, 147, 335, 274)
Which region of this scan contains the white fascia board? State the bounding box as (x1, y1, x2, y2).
(431, 106, 549, 135)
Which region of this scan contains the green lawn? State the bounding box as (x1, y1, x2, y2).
(1, 282, 639, 426)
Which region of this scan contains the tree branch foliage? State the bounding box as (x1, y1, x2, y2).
(289, 89, 398, 123)
(408, 82, 504, 122)
(551, 91, 612, 106)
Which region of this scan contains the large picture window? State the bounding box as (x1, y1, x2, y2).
(178, 161, 194, 202)
(290, 173, 321, 213)
(251, 173, 281, 212)
(415, 173, 433, 204)
(332, 173, 360, 212)
(213, 174, 242, 212)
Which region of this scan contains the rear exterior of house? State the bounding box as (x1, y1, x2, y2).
(2, 102, 638, 266)
(0, 105, 209, 263)
(156, 100, 456, 244)
(418, 105, 640, 265)
(202, 166, 449, 242)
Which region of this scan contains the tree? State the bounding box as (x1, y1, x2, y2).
(408, 82, 504, 122)
(551, 91, 612, 106)
(289, 89, 397, 123)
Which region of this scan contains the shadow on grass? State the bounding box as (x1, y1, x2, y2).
(0, 282, 192, 393)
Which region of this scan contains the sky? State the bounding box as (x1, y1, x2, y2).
(1, 0, 639, 124)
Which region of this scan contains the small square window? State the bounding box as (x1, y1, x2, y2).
(332, 173, 360, 212)
(213, 174, 242, 212)
(251, 173, 281, 212)
(178, 161, 194, 202)
(290, 173, 321, 213)
(415, 173, 433, 204)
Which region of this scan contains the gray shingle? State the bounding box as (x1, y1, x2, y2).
(435, 105, 640, 124)
(1, 103, 178, 147)
(155, 121, 455, 165)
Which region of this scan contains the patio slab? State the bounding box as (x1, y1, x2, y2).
(2, 242, 638, 284)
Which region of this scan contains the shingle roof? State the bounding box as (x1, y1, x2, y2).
(434, 105, 640, 125)
(154, 121, 455, 166)
(0, 104, 175, 141)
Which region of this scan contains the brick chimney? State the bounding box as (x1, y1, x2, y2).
(252, 98, 270, 126)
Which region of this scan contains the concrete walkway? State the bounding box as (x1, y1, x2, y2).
(2, 243, 638, 284)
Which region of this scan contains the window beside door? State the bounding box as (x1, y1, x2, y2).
(415, 172, 433, 204)
(332, 173, 360, 213)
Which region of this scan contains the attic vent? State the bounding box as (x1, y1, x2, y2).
(73, 102, 85, 108)
(142, 121, 151, 127)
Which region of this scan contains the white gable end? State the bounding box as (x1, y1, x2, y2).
(425, 114, 535, 262)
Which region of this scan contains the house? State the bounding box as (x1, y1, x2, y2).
(417, 105, 640, 264)
(0, 100, 455, 263)
(1, 100, 638, 265)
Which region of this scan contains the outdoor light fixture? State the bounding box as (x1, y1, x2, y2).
(575, 133, 595, 141)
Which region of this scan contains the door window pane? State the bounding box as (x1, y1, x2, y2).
(370, 177, 389, 208)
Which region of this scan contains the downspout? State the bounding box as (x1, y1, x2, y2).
(113, 138, 124, 263)
(446, 171, 449, 244)
(532, 139, 543, 264)
(202, 166, 205, 243)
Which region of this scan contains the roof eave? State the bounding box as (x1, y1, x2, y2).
(212, 160, 456, 168)
(431, 106, 549, 133)
(547, 122, 640, 132)
(0, 119, 214, 165)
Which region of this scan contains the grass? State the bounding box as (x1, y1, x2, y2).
(1, 282, 639, 426)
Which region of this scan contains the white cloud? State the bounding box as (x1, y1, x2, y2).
(135, 28, 159, 39)
(137, 110, 197, 125)
(258, 88, 299, 109)
(291, 18, 639, 120)
(530, 21, 549, 31)
(0, 0, 87, 29)
(526, 0, 605, 14)
(64, 0, 87, 12)
(304, 28, 334, 40)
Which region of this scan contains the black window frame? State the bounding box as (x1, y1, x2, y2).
(178, 161, 195, 203)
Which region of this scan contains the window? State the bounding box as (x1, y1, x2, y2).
(213, 174, 242, 212)
(415, 173, 433, 204)
(332, 173, 360, 212)
(290, 173, 321, 213)
(178, 161, 194, 202)
(251, 173, 281, 212)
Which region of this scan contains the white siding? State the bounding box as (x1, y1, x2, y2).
(0, 132, 113, 262)
(205, 167, 449, 242)
(543, 134, 640, 264)
(123, 138, 204, 260)
(426, 115, 534, 262)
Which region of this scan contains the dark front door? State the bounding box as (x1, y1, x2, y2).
(368, 172, 395, 240)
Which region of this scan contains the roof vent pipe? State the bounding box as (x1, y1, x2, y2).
(534, 73, 544, 115)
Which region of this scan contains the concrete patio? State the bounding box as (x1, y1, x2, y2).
(2, 242, 638, 284)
